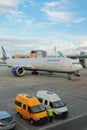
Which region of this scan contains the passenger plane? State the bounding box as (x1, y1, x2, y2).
(0, 46, 82, 79)
(57, 50, 66, 57)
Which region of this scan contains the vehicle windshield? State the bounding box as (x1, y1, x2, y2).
(53, 100, 66, 108)
(1, 117, 13, 125)
(31, 104, 45, 113)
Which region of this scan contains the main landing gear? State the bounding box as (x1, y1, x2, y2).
(67, 71, 80, 80)
(32, 71, 39, 75)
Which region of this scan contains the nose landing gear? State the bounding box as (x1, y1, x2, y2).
(67, 71, 80, 80)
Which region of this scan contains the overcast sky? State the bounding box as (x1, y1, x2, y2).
(0, 0, 87, 56)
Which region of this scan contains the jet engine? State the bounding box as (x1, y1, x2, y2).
(12, 66, 25, 76)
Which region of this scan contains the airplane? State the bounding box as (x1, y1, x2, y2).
(80, 49, 86, 56)
(57, 50, 66, 57)
(0, 46, 82, 79)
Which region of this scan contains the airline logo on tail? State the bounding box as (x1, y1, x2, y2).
(80, 49, 86, 56)
(2, 46, 8, 60)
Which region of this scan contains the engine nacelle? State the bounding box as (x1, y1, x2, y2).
(12, 66, 25, 76)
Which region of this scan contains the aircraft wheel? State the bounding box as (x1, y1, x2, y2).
(67, 77, 71, 80)
(32, 71, 38, 75)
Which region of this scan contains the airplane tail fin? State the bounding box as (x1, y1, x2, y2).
(2, 46, 8, 60)
(57, 50, 66, 57)
(80, 49, 85, 56)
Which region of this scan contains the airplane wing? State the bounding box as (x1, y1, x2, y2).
(0, 61, 34, 76)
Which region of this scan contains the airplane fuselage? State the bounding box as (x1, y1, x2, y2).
(0, 46, 83, 77)
(5, 57, 82, 73)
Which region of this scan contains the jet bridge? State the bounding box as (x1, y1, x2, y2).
(68, 55, 87, 68)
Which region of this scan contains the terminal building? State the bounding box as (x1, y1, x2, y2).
(29, 50, 47, 58)
(12, 50, 47, 58)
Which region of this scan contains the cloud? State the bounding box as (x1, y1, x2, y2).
(0, 0, 33, 24)
(63, 35, 87, 54)
(6, 11, 31, 24)
(41, 1, 87, 25)
(0, 36, 62, 55)
(0, 0, 20, 13)
(41, 1, 73, 23)
(0, 32, 87, 56)
(42, 9, 71, 22)
(0, 35, 86, 56)
(28, 0, 36, 6)
(74, 18, 87, 23)
(80, 41, 87, 47)
(0, 0, 18, 7)
(45, 1, 60, 7)
(65, 35, 87, 41)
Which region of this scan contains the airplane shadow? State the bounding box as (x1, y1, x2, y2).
(25, 71, 67, 79)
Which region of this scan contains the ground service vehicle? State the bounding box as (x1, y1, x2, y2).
(36, 90, 68, 119)
(14, 93, 48, 125)
(0, 111, 15, 130)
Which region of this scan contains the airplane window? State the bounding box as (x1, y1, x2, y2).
(72, 62, 80, 64)
(47, 59, 60, 63)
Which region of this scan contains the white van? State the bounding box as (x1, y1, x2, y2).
(36, 90, 68, 119)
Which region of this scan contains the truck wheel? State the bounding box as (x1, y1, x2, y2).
(30, 119, 34, 125)
(17, 112, 22, 118)
(12, 126, 15, 130)
(54, 113, 58, 119)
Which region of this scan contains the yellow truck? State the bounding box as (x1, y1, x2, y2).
(14, 93, 48, 125)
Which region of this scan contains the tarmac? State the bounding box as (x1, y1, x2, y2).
(0, 66, 87, 130)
